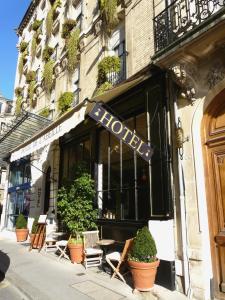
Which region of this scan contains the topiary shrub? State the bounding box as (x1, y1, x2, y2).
(128, 226, 157, 263)
(61, 19, 77, 39)
(58, 92, 73, 113)
(16, 214, 27, 229)
(97, 56, 120, 85)
(26, 70, 36, 83)
(42, 46, 54, 62)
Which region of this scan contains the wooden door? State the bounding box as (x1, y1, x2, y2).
(203, 89, 225, 299)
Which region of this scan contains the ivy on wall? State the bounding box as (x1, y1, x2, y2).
(18, 42, 28, 78)
(28, 81, 36, 104)
(43, 60, 54, 93)
(97, 56, 120, 85)
(98, 0, 118, 36)
(46, 0, 61, 39)
(58, 92, 73, 113)
(66, 28, 80, 73)
(15, 87, 23, 116)
(61, 19, 77, 39)
(39, 107, 50, 118)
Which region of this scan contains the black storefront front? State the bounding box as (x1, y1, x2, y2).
(59, 70, 175, 289)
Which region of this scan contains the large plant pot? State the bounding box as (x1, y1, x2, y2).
(68, 243, 83, 263)
(30, 233, 45, 248)
(128, 259, 160, 291)
(15, 229, 29, 242)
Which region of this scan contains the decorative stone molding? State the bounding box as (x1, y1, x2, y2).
(94, 20, 102, 36)
(54, 64, 61, 76)
(171, 63, 197, 103)
(206, 62, 225, 89)
(61, 57, 68, 70)
(121, 0, 132, 8)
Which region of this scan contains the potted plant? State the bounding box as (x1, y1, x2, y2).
(127, 226, 160, 291)
(15, 213, 29, 242)
(57, 164, 98, 263)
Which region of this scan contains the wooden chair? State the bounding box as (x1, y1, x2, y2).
(82, 230, 103, 269)
(105, 238, 133, 283)
(55, 235, 71, 261)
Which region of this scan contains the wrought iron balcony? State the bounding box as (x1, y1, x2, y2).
(107, 52, 127, 86)
(154, 0, 225, 55)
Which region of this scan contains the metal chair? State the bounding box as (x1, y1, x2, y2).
(82, 230, 103, 269)
(105, 238, 133, 283)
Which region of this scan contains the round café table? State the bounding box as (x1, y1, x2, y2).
(97, 239, 115, 273)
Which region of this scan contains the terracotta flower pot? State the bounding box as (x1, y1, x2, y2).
(128, 259, 160, 291)
(30, 233, 45, 248)
(15, 229, 29, 242)
(68, 243, 83, 263)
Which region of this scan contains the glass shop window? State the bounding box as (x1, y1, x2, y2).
(61, 137, 91, 185)
(97, 113, 150, 221)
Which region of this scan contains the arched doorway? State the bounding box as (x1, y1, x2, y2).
(44, 167, 51, 214)
(202, 88, 225, 299)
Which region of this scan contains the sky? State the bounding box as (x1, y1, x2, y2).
(0, 1, 31, 100)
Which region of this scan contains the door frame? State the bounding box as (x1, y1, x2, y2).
(202, 88, 225, 299)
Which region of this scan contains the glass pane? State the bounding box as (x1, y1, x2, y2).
(110, 134, 120, 189)
(99, 130, 109, 191)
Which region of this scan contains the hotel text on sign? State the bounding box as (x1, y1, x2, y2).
(88, 103, 153, 162)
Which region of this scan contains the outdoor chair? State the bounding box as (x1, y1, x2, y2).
(55, 235, 71, 261)
(82, 230, 103, 269)
(43, 225, 57, 252)
(105, 238, 133, 283)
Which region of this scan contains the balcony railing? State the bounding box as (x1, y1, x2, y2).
(106, 52, 127, 86)
(154, 0, 225, 54)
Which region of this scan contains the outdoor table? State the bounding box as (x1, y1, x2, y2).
(97, 239, 115, 273)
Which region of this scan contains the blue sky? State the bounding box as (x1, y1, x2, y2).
(0, 1, 31, 100)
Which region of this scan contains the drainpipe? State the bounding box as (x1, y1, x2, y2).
(173, 94, 192, 297)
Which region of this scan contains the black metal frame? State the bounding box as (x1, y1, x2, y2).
(154, 0, 225, 54)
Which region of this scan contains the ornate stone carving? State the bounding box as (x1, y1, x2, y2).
(94, 20, 102, 36)
(171, 63, 197, 103)
(206, 62, 225, 89)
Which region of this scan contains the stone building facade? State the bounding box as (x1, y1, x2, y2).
(1, 0, 225, 299)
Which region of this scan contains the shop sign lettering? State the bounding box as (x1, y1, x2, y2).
(88, 103, 153, 162)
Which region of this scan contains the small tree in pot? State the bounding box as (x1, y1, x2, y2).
(128, 226, 160, 291)
(15, 214, 29, 242)
(57, 166, 98, 263)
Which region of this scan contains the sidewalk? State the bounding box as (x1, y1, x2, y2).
(0, 230, 188, 300)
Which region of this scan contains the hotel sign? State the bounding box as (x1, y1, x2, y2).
(89, 103, 153, 162)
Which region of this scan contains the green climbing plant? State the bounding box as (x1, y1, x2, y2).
(46, 0, 61, 39)
(61, 19, 77, 39)
(19, 41, 28, 53)
(39, 107, 50, 118)
(97, 56, 120, 85)
(15, 87, 23, 116)
(18, 50, 28, 78)
(26, 70, 36, 83)
(28, 80, 36, 103)
(43, 59, 54, 93)
(66, 28, 80, 73)
(42, 46, 54, 62)
(94, 81, 112, 96)
(58, 92, 73, 113)
(32, 19, 42, 31)
(98, 0, 118, 36)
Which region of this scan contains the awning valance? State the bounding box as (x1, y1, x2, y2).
(9, 71, 151, 163)
(0, 112, 51, 164)
(10, 105, 86, 162)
